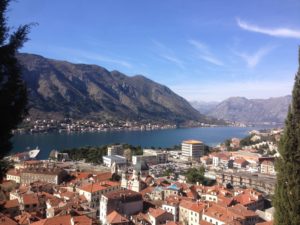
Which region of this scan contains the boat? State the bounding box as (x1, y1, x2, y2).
(7, 147, 40, 162)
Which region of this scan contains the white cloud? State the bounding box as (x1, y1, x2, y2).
(160, 54, 185, 69)
(188, 39, 224, 66)
(233, 46, 274, 68)
(152, 40, 185, 69)
(48, 47, 133, 69)
(237, 18, 300, 39)
(170, 79, 293, 102)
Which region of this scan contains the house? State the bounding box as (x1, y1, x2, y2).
(30, 214, 92, 225)
(0, 213, 18, 225)
(106, 211, 130, 225)
(260, 159, 275, 175)
(2, 199, 20, 217)
(162, 195, 181, 221)
(21, 193, 40, 213)
(202, 203, 259, 225)
(99, 189, 143, 225)
(148, 208, 173, 225)
(233, 158, 249, 169)
(179, 200, 206, 225)
(78, 181, 120, 208)
(211, 152, 232, 168)
(234, 189, 264, 211)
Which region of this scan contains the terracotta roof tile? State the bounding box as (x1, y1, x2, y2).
(4, 199, 19, 209)
(148, 208, 167, 218)
(22, 193, 39, 205)
(106, 211, 129, 224)
(0, 213, 18, 225)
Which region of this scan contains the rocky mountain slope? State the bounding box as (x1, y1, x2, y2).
(18, 53, 207, 124)
(191, 96, 291, 124)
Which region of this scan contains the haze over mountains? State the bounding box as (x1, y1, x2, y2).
(191, 96, 291, 124)
(18, 53, 210, 124)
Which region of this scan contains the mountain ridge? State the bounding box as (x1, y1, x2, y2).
(18, 53, 209, 124)
(191, 96, 291, 124)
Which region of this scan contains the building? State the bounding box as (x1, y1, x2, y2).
(6, 169, 21, 183)
(132, 149, 168, 165)
(233, 189, 264, 211)
(233, 158, 249, 169)
(230, 151, 262, 163)
(99, 189, 143, 225)
(2, 199, 20, 218)
(103, 155, 127, 167)
(30, 215, 91, 225)
(202, 203, 259, 225)
(260, 158, 275, 175)
(106, 210, 130, 225)
(179, 200, 206, 225)
(107, 145, 124, 156)
(216, 171, 276, 194)
(121, 164, 148, 192)
(181, 140, 204, 161)
(20, 167, 68, 185)
(211, 152, 232, 168)
(20, 193, 40, 213)
(162, 195, 181, 221)
(148, 208, 173, 225)
(77, 181, 121, 208)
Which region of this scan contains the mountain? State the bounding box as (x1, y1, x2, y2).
(17, 53, 206, 124)
(190, 101, 219, 114)
(193, 96, 291, 124)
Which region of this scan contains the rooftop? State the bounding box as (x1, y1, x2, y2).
(182, 140, 203, 144)
(104, 189, 142, 202)
(107, 210, 129, 224)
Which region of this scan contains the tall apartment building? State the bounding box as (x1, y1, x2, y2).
(181, 140, 204, 161)
(107, 145, 124, 156)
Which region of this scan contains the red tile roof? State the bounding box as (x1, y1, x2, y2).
(106, 210, 129, 224)
(4, 199, 19, 209)
(22, 193, 39, 205)
(72, 215, 92, 225)
(0, 213, 18, 225)
(180, 200, 206, 213)
(79, 183, 106, 193)
(148, 208, 167, 218)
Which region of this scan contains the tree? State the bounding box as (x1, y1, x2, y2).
(273, 47, 300, 225)
(0, 0, 30, 179)
(185, 166, 205, 184)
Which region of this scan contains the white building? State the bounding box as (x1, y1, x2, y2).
(181, 140, 204, 161)
(6, 169, 21, 183)
(132, 149, 168, 165)
(102, 155, 127, 167)
(107, 145, 123, 156)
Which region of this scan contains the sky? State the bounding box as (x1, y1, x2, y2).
(7, 0, 300, 101)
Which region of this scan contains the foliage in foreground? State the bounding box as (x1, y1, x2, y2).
(0, 0, 30, 181)
(273, 48, 300, 225)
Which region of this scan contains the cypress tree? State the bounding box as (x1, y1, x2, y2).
(0, 0, 30, 180)
(274, 47, 300, 225)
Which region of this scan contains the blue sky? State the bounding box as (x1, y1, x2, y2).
(8, 0, 300, 101)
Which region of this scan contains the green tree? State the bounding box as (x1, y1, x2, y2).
(0, 0, 30, 180)
(185, 166, 205, 184)
(273, 47, 300, 225)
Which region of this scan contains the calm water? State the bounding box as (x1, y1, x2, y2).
(12, 126, 270, 159)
